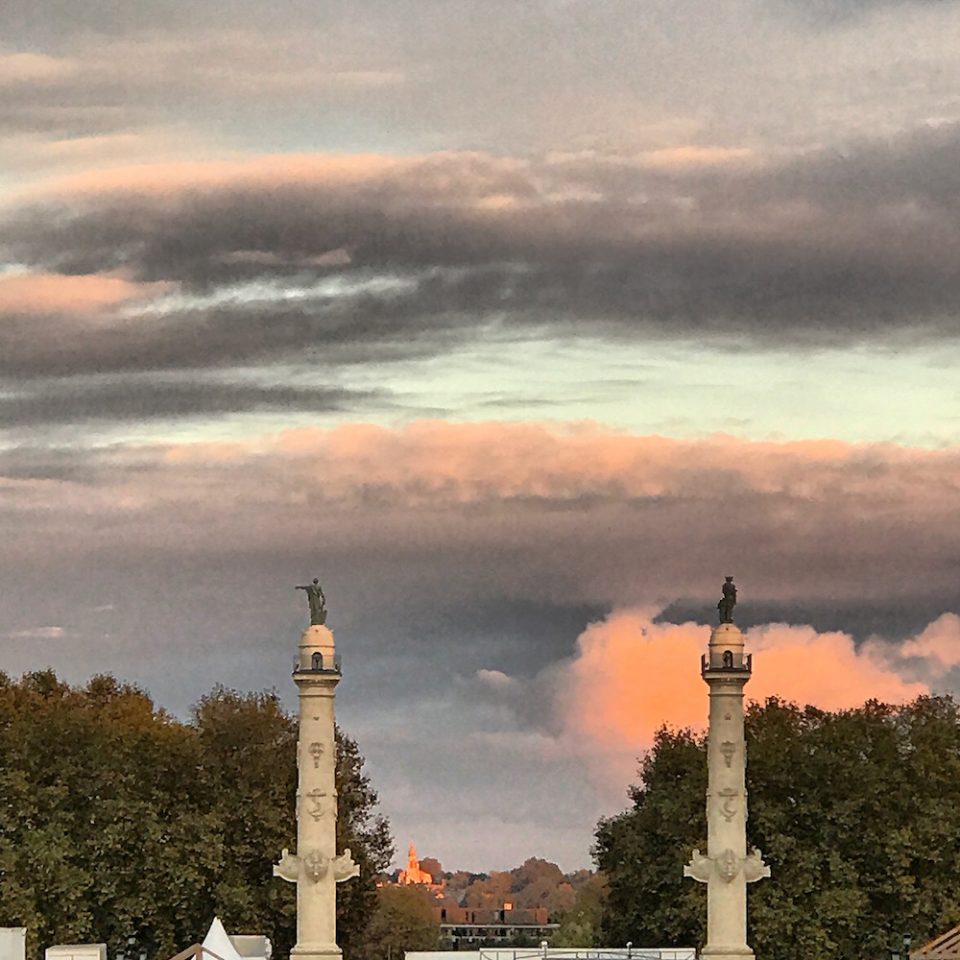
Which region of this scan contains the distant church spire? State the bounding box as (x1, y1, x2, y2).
(398, 841, 436, 886)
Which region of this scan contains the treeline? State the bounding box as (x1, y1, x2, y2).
(394, 856, 596, 917)
(595, 696, 960, 960)
(0, 671, 392, 960)
(5, 672, 960, 960)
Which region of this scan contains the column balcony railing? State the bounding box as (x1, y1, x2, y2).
(701, 652, 752, 675)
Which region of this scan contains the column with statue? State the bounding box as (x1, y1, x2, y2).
(274, 580, 359, 960)
(684, 577, 770, 960)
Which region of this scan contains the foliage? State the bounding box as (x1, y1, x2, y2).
(459, 857, 580, 916)
(595, 696, 960, 960)
(0, 671, 392, 960)
(551, 873, 608, 947)
(358, 886, 439, 960)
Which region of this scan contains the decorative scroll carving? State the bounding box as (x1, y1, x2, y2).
(743, 847, 771, 883)
(273, 847, 360, 884)
(332, 849, 361, 883)
(273, 848, 300, 883)
(309, 741, 325, 768)
(683, 849, 712, 883)
(719, 740, 736, 768)
(683, 848, 769, 885)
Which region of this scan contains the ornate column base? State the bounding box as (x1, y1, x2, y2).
(291, 946, 343, 960)
(700, 948, 756, 960)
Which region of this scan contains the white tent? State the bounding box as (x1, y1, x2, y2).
(201, 919, 243, 960)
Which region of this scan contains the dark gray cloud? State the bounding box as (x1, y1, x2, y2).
(4, 126, 960, 384)
(781, 0, 957, 24)
(0, 376, 381, 429)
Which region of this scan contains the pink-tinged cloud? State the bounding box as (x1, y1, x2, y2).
(7, 422, 956, 610)
(170, 420, 957, 507)
(11, 152, 530, 207)
(899, 613, 960, 668)
(0, 271, 168, 316)
(546, 609, 932, 795)
(0, 52, 76, 86)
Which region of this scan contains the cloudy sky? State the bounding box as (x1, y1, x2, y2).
(2, 0, 960, 873)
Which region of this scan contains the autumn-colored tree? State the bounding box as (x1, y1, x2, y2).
(551, 873, 607, 947)
(596, 696, 960, 960)
(417, 858, 443, 884)
(0, 672, 392, 960)
(461, 871, 512, 908)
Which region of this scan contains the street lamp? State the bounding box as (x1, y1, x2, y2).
(892, 932, 913, 960)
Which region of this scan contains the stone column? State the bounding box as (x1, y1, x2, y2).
(275, 624, 359, 960)
(684, 621, 770, 960)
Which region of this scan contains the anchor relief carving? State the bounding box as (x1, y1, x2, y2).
(304, 789, 338, 821)
(718, 787, 739, 821)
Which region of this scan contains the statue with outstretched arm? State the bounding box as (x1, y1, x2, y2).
(296, 578, 327, 625)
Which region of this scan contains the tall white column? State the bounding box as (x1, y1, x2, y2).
(275, 624, 359, 960)
(684, 617, 770, 960)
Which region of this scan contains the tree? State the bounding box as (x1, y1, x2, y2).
(595, 696, 960, 960)
(551, 873, 607, 947)
(333, 727, 395, 960)
(418, 858, 443, 883)
(359, 886, 439, 960)
(0, 672, 392, 960)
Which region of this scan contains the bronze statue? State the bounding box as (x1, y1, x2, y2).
(297, 578, 327, 625)
(717, 576, 737, 623)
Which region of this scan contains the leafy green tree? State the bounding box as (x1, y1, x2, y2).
(359, 886, 439, 960)
(595, 696, 960, 960)
(333, 728, 395, 960)
(0, 672, 392, 960)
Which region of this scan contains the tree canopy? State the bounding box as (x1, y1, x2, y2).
(595, 695, 960, 960)
(358, 886, 440, 960)
(0, 671, 393, 960)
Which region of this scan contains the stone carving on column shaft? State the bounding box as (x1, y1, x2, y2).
(684, 847, 771, 885)
(274, 848, 360, 885)
(304, 789, 337, 821)
(743, 849, 772, 883)
(717, 787, 740, 822)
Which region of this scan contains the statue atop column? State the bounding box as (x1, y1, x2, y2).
(717, 576, 737, 623)
(297, 578, 327, 625)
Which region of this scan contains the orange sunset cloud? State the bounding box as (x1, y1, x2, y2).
(546, 609, 932, 794)
(0, 271, 168, 316)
